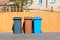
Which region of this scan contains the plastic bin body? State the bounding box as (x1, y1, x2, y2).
(34, 17, 42, 34)
(24, 17, 33, 34)
(13, 17, 22, 34)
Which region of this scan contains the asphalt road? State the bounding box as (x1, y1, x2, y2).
(0, 32, 60, 40)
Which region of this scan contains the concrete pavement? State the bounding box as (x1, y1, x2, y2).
(0, 32, 60, 40)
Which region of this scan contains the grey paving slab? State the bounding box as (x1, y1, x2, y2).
(0, 32, 60, 40)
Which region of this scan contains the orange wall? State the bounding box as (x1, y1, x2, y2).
(57, 13, 60, 32)
(0, 12, 59, 32)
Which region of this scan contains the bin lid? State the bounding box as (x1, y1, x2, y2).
(13, 17, 21, 20)
(34, 17, 42, 20)
(24, 17, 33, 20)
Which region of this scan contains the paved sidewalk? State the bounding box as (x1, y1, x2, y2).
(0, 32, 60, 40)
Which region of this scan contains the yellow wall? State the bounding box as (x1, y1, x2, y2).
(0, 12, 59, 32)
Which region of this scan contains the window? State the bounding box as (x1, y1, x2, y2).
(39, 0, 42, 4)
(27, 0, 33, 4)
(28, 0, 31, 2)
(10, 0, 14, 1)
(50, 0, 56, 3)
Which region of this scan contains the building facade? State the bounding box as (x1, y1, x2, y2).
(28, 0, 60, 12)
(0, 0, 60, 12)
(0, 0, 10, 5)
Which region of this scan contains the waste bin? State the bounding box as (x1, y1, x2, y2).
(13, 17, 22, 34)
(24, 17, 33, 34)
(33, 17, 42, 34)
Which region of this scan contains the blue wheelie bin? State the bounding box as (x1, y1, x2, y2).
(33, 17, 42, 34)
(13, 17, 22, 34)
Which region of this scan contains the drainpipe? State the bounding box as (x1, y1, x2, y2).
(46, 0, 48, 8)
